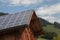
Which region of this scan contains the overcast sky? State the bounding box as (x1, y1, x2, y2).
(0, 0, 60, 23)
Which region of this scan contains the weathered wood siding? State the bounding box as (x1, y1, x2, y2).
(29, 12, 43, 35)
(0, 33, 15, 40)
(20, 27, 36, 40)
(0, 28, 24, 40)
(0, 27, 36, 40)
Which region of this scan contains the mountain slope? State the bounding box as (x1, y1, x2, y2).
(38, 17, 60, 40)
(38, 17, 60, 29)
(38, 18, 53, 26)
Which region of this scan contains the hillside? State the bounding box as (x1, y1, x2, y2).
(38, 18, 60, 29)
(38, 17, 60, 40)
(38, 18, 53, 26)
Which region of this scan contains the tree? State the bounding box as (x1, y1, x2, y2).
(0, 12, 8, 16)
(41, 32, 57, 40)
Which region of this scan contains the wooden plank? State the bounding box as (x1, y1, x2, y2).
(0, 34, 15, 40)
(20, 27, 36, 40)
(29, 12, 44, 35)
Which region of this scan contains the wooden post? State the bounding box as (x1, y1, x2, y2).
(20, 27, 36, 40)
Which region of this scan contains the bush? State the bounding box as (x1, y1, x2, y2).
(41, 32, 57, 40)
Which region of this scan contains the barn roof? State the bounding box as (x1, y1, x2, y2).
(0, 10, 35, 31)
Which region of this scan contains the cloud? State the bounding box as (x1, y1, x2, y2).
(21, 0, 43, 5)
(10, 0, 20, 5)
(36, 3, 60, 23)
(57, 19, 60, 23)
(0, 0, 43, 6)
(36, 3, 60, 16)
(38, 15, 60, 23)
(41, 16, 55, 23)
(46, 0, 53, 2)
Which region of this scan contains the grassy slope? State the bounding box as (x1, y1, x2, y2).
(43, 25, 60, 34)
(37, 18, 60, 40)
(37, 25, 60, 40)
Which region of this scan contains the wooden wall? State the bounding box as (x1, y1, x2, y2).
(0, 27, 36, 40)
(0, 31, 19, 40)
(20, 27, 36, 40)
(0, 27, 24, 40)
(29, 12, 44, 36)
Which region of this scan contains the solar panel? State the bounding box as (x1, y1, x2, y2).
(5, 15, 15, 28)
(0, 15, 7, 25)
(0, 10, 33, 30)
(13, 12, 25, 26)
(0, 15, 8, 30)
(21, 11, 32, 25)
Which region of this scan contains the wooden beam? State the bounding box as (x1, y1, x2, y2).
(20, 27, 36, 40)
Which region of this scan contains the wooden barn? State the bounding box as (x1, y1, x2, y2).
(0, 10, 43, 40)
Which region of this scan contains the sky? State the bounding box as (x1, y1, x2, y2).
(0, 0, 60, 23)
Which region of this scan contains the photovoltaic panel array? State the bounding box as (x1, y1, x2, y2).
(0, 10, 33, 30)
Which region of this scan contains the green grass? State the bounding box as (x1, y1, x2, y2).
(43, 25, 60, 34)
(37, 25, 60, 40)
(37, 36, 47, 40)
(37, 38, 46, 40)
